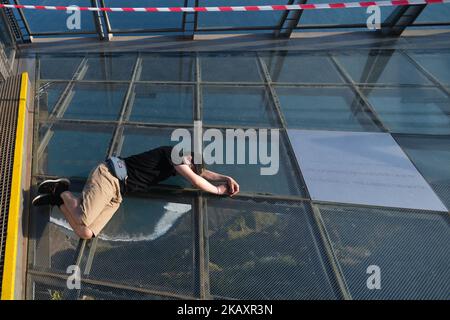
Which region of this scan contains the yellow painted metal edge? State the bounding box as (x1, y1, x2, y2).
(1, 72, 28, 300)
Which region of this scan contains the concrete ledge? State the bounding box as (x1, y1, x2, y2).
(17, 30, 450, 54)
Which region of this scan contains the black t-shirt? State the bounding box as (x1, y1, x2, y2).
(123, 146, 177, 193)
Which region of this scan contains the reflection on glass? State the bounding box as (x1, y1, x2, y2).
(22, 0, 95, 33)
(261, 52, 344, 83)
(276, 87, 379, 131)
(38, 82, 65, 118)
(89, 197, 193, 294)
(104, 0, 184, 30)
(40, 199, 81, 272)
(320, 205, 450, 299)
(335, 51, 431, 84)
(39, 56, 83, 80)
(38, 124, 112, 177)
(128, 84, 193, 124)
(197, 0, 287, 28)
(39, 82, 127, 121)
(57, 83, 127, 121)
(200, 54, 262, 82)
(140, 54, 194, 82)
(415, 5, 450, 23)
(29, 202, 80, 277)
(300, 0, 394, 25)
(206, 129, 305, 196)
(409, 51, 450, 85)
(84, 55, 137, 81)
(208, 198, 338, 299)
(365, 87, 450, 134)
(202, 86, 279, 127)
(396, 135, 450, 208)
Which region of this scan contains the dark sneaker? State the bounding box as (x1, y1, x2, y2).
(32, 193, 63, 207)
(37, 178, 70, 197)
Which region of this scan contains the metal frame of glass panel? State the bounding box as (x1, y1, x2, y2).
(2, 0, 449, 42)
(27, 49, 450, 300)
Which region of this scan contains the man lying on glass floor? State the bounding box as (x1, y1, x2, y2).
(32, 146, 240, 239)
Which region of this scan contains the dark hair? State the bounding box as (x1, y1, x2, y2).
(189, 152, 205, 175)
(172, 146, 205, 174)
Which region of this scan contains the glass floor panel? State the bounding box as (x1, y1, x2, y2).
(139, 54, 194, 82)
(37, 123, 113, 178)
(29, 204, 81, 274)
(127, 84, 194, 124)
(334, 51, 432, 85)
(83, 55, 137, 81)
(202, 86, 279, 127)
(63, 83, 127, 121)
(205, 130, 306, 196)
(88, 197, 194, 296)
(318, 204, 450, 300)
(395, 135, 450, 209)
(364, 87, 450, 134)
(276, 86, 380, 131)
(261, 52, 344, 83)
(39, 55, 84, 80)
(207, 198, 340, 299)
(29, 49, 450, 300)
(28, 195, 195, 299)
(409, 51, 450, 85)
(38, 82, 65, 118)
(200, 53, 263, 83)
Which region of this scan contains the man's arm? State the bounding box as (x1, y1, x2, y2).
(201, 169, 240, 196)
(200, 169, 229, 181)
(175, 165, 229, 195)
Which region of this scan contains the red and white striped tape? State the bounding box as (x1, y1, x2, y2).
(0, 0, 448, 13)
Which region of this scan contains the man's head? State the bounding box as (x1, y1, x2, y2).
(182, 151, 204, 175)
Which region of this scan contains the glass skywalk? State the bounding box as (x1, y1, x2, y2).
(27, 49, 450, 300)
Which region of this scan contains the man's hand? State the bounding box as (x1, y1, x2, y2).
(226, 177, 240, 197)
(216, 184, 229, 195)
(176, 165, 240, 197)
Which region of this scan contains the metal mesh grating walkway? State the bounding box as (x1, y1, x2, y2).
(0, 75, 21, 297)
